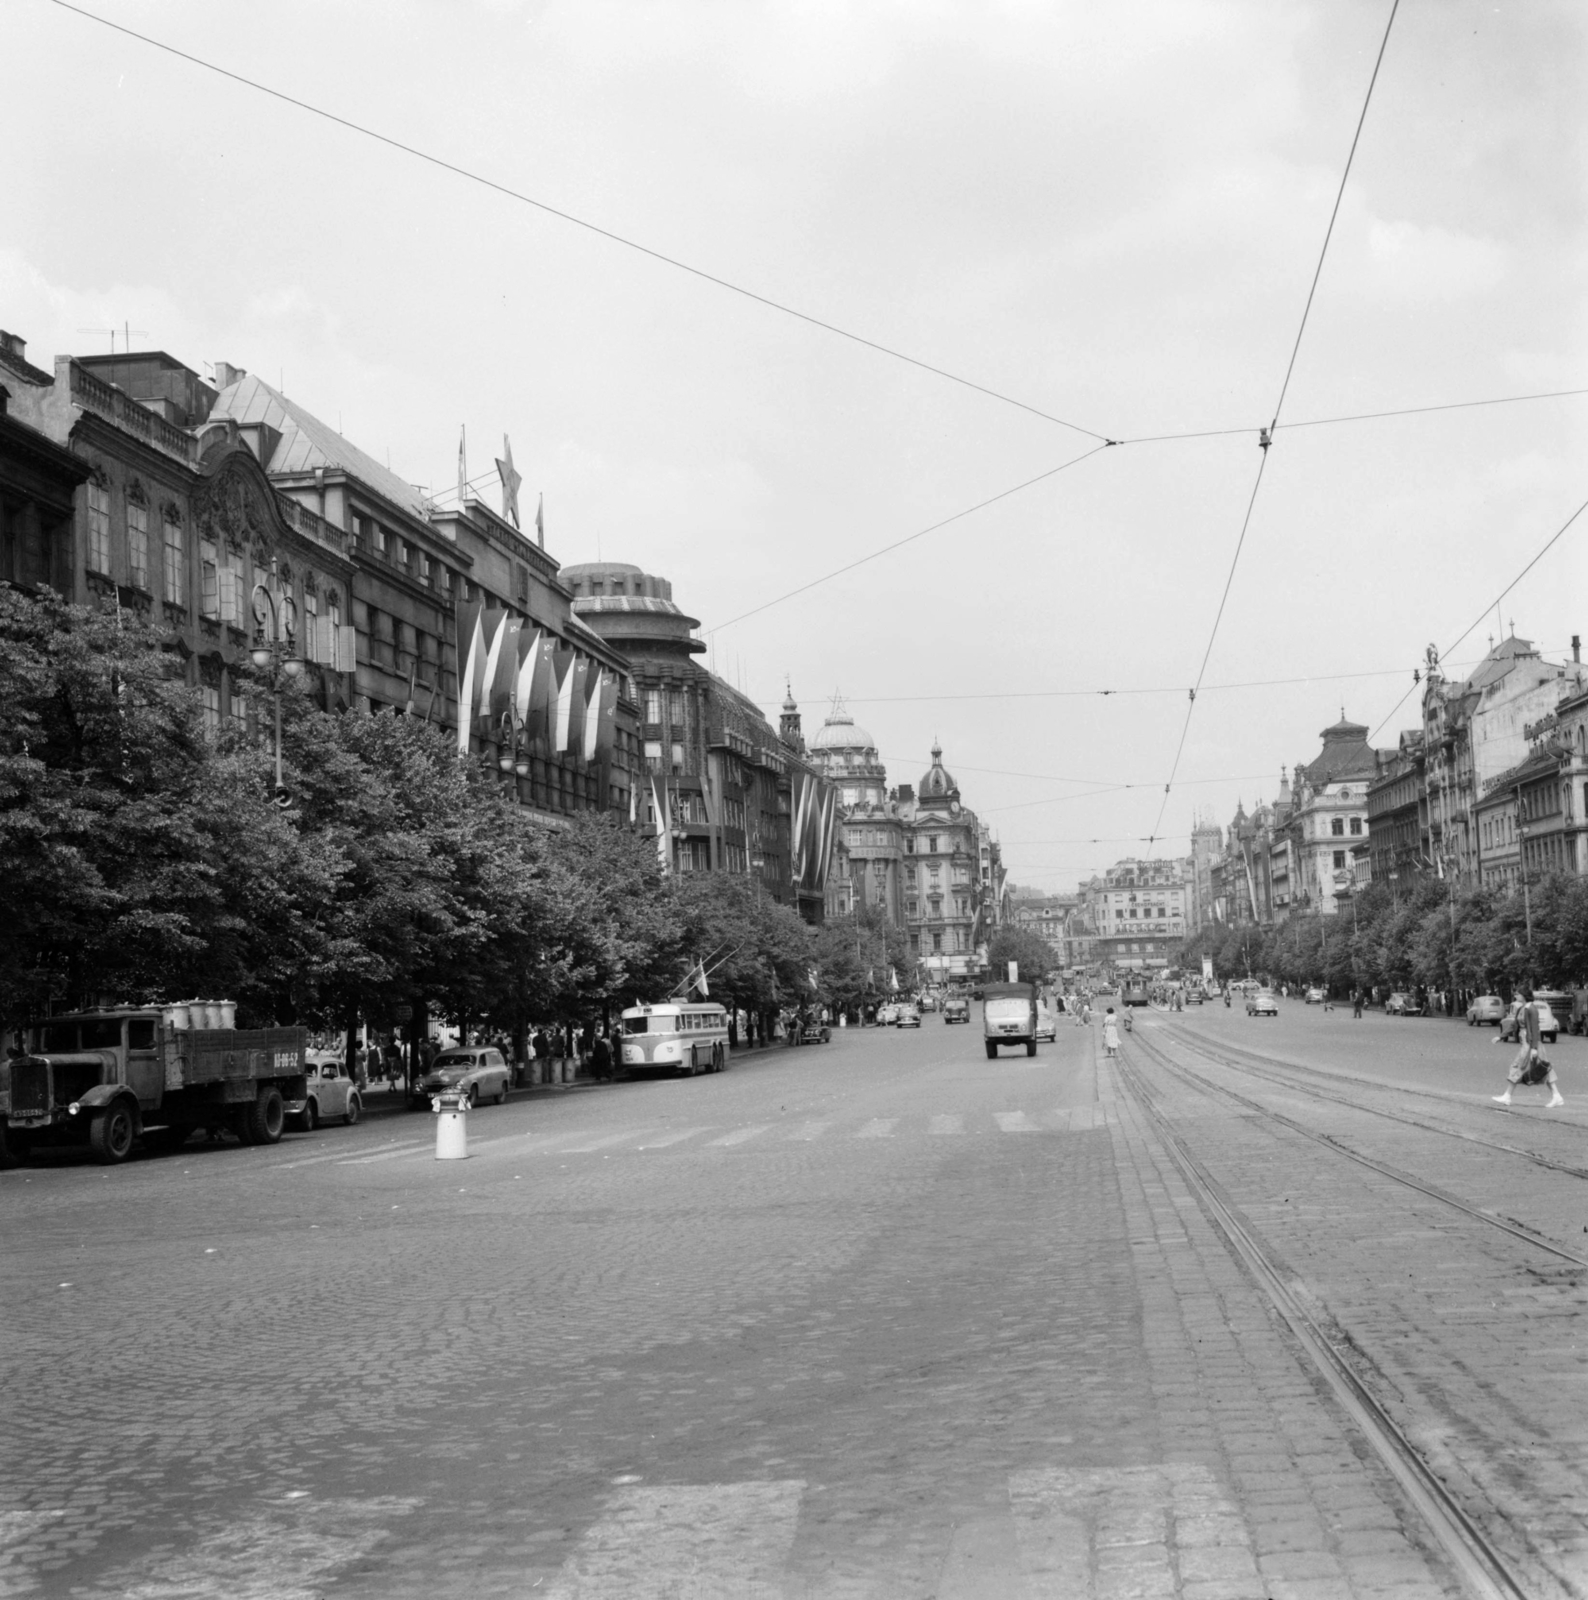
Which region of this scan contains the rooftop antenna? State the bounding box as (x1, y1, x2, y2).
(77, 326, 149, 354)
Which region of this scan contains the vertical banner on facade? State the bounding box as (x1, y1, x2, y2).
(790, 769, 838, 896)
(513, 628, 541, 728)
(581, 668, 607, 764)
(525, 632, 558, 749)
(549, 645, 576, 753)
(487, 615, 523, 740)
(476, 610, 511, 728)
(453, 600, 487, 756)
(557, 654, 589, 754)
(650, 771, 670, 873)
(595, 669, 620, 760)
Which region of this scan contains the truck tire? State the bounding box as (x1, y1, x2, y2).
(89, 1102, 137, 1164)
(1026, 1041, 1037, 1057)
(242, 1087, 285, 1146)
(985, 1041, 998, 1059)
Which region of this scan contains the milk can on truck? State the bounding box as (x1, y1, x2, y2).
(0, 1002, 308, 1166)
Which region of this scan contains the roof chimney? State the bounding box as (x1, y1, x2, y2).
(214, 362, 246, 390)
(0, 331, 25, 364)
(1574, 634, 1581, 664)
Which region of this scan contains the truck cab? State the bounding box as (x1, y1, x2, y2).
(981, 981, 1039, 1058)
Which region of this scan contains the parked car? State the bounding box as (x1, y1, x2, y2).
(1246, 989, 1279, 1017)
(1304, 987, 1326, 1005)
(1385, 992, 1424, 1017)
(285, 1055, 362, 1131)
(1466, 994, 1505, 1027)
(1500, 998, 1559, 1045)
(800, 1020, 831, 1045)
(943, 997, 971, 1024)
(409, 1046, 512, 1110)
(1035, 1002, 1056, 1042)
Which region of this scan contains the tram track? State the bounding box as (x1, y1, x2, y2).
(1151, 1017, 1588, 1183)
(1127, 1025, 1588, 1269)
(1113, 1041, 1538, 1600)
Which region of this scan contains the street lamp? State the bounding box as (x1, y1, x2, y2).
(250, 561, 301, 804)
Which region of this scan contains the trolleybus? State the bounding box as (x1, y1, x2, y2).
(619, 1001, 731, 1076)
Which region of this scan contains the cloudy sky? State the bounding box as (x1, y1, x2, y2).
(8, 0, 1586, 891)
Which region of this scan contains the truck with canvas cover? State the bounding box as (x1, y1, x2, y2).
(0, 1003, 308, 1166)
(982, 981, 1039, 1058)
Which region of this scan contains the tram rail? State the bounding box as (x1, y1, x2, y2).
(1114, 1038, 1539, 1600)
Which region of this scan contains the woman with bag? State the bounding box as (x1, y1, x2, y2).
(1494, 989, 1565, 1108)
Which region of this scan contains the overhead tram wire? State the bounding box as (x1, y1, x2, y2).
(50, 0, 1111, 447)
(1113, 384, 1588, 448)
(1145, 0, 1400, 853)
(706, 442, 1111, 635)
(1368, 490, 1588, 744)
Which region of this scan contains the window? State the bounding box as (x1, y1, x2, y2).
(927, 836, 938, 854)
(907, 898, 918, 916)
(669, 691, 685, 725)
(86, 481, 111, 575)
(670, 743, 684, 774)
(644, 689, 661, 725)
(303, 592, 319, 661)
(200, 540, 220, 617)
(1332, 850, 1346, 870)
(163, 517, 185, 605)
(1349, 817, 1362, 836)
(327, 598, 343, 670)
(1331, 818, 1344, 836)
(219, 547, 243, 623)
(126, 497, 148, 590)
(201, 685, 220, 739)
(644, 740, 662, 772)
(932, 932, 943, 953)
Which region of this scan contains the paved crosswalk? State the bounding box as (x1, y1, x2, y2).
(333, 1105, 1116, 1166)
(537, 1463, 1256, 1597)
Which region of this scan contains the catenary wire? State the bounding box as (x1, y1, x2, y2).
(706, 442, 1112, 634)
(1368, 493, 1588, 743)
(1115, 384, 1588, 447)
(1146, 0, 1399, 851)
(49, 0, 1111, 445)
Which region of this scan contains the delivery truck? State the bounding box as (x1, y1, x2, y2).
(1, 1002, 307, 1166)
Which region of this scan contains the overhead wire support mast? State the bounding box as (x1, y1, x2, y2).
(50, 0, 1110, 447)
(1146, 0, 1400, 853)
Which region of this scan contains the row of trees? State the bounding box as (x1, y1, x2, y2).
(0, 590, 913, 1049)
(1178, 873, 1588, 1000)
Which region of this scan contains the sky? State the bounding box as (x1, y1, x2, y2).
(7, 0, 1587, 892)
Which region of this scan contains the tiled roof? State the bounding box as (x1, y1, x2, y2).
(208, 374, 432, 520)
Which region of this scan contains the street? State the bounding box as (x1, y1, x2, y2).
(4, 1007, 1585, 1599)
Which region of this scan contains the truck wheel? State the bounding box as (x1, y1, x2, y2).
(1026, 1041, 1037, 1057)
(243, 1087, 285, 1146)
(89, 1103, 137, 1164)
(344, 1094, 361, 1126)
(985, 1041, 998, 1060)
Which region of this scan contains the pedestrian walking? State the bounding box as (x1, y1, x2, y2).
(1352, 988, 1363, 1018)
(1494, 987, 1565, 1108)
(1101, 1007, 1120, 1057)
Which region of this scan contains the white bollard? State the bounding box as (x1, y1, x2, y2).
(434, 1091, 468, 1160)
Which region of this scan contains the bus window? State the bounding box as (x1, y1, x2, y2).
(624, 1016, 650, 1035)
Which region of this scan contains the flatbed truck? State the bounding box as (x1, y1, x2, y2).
(1, 1004, 307, 1165)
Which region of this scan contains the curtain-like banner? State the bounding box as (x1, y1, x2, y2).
(791, 769, 838, 895)
(454, 600, 487, 756)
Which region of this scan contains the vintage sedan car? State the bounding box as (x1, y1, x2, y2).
(1385, 992, 1424, 1017)
(1304, 986, 1326, 1005)
(1466, 994, 1505, 1027)
(876, 1003, 898, 1026)
(1035, 1002, 1056, 1042)
(409, 1046, 512, 1110)
(895, 1004, 921, 1029)
(285, 1054, 362, 1131)
(942, 997, 971, 1024)
(1245, 989, 1279, 1017)
(1499, 998, 1559, 1045)
(800, 1019, 832, 1045)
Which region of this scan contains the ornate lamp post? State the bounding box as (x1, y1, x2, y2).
(250, 560, 301, 803)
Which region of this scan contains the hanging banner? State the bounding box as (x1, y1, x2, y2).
(487, 614, 523, 730)
(512, 626, 541, 726)
(525, 631, 559, 749)
(551, 646, 579, 753)
(453, 600, 487, 756)
(594, 669, 620, 761)
(476, 609, 511, 726)
(650, 771, 670, 873)
(581, 667, 606, 764)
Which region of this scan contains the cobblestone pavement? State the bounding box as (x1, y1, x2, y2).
(0, 1015, 1505, 1597)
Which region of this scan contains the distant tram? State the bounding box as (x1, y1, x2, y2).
(620, 1001, 730, 1076)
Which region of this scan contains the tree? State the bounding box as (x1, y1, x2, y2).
(986, 926, 1056, 983)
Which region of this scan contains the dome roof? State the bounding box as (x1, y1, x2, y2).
(811, 705, 877, 752)
(919, 741, 957, 798)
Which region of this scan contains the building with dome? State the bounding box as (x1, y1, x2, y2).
(806, 703, 1002, 978)
(562, 560, 835, 922)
